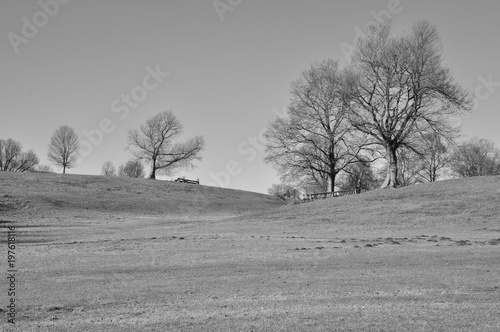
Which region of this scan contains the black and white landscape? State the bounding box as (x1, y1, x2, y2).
(1, 1, 500, 331)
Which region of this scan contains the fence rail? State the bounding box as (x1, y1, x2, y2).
(300, 189, 362, 203)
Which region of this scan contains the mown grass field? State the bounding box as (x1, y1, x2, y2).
(1, 172, 499, 331)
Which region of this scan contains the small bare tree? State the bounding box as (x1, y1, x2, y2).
(340, 158, 379, 192)
(0, 138, 21, 171)
(345, 20, 471, 188)
(118, 160, 145, 178)
(268, 183, 301, 201)
(297, 168, 330, 194)
(379, 133, 451, 185)
(450, 137, 500, 177)
(0, 138, 39, 172)
(416, 132, 449, 182)
(14, 150, 39, 172)
(101, 161, 116, 176)
(396, 148, 422, 186)
(47, 125, 80, 173)
(128, 111, 205, 179)
(36, 165, 54, 173)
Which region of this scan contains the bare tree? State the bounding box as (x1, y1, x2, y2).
(47, 125, 80, 173)
(395, 147, 421, 186)
(268, 183, 300, 201)
(265, 59, 371, 192)
(118, 160, 145, 178)
(297, 168, 330, 194)
(36, 165, 54, 173)
(0, 138, 21, 171)
(416, 132, 449, 182)
(14, 150, 39, 172)
(0, 138, 39, 172)
(101, 161, 116, 176)
(380, 133, 450, 185)
(127, 111, 205, 179)
(450, 137, 500, 177)
(345, 20, 471, 188)
(340, 158, 379, 192)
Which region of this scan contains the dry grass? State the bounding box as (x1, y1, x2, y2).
(0, 172, 282, 222)
(1, 172, 499, 331)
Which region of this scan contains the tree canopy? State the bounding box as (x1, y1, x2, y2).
(127, 111, 205, 179)
(344, 20, 470, 187)
(265, 59, 369, 192)
(47, 125, 80, 174)
(265, 20, 472, 191)
(0, 138, 39, 172)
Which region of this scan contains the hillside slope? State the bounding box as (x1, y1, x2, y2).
(245, 175, 500, 232)
(2, 173, 499, 331)
(1, 172, 499, 232)
(0, 172, 283, 222)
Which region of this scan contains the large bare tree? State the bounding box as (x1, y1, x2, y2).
(128, 111, 205, 179)
(345, 20, 471, 188)
(47, 125, 80, 173)
(265, 59, 370, 192)
(0, 138, 39, 172)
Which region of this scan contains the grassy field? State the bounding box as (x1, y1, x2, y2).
(1, 172, 499, 331)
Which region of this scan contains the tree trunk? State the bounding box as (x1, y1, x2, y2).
(329, 171, 336, 193)
(381, 146, 399, 188)
(149, 157, 157, 179)
(430, 165, 436, 182)
(429, 155, 437, 182)
(63, 165, 66, 174)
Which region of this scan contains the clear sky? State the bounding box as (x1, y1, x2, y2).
(1, 0, 499, 194)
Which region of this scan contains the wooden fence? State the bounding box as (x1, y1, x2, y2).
(300, 188, 362, 203)
(174, 178, 199, 185)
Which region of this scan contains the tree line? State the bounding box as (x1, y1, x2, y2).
(2, 20, 499, 195)
(265, 20, 500, 200)
(1, 110, 205, 179)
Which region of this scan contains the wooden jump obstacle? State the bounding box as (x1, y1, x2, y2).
(301, 188, 361, 202)
(174, 178, 199, 185)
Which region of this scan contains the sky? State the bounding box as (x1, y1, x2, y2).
(1, 0, 499, 194)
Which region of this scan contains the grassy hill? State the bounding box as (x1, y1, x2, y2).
(252, 175, 500, 231)
(1, 172, 499, 331)
(2, 171, 498, 229)
(0, 171, 283, 222)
